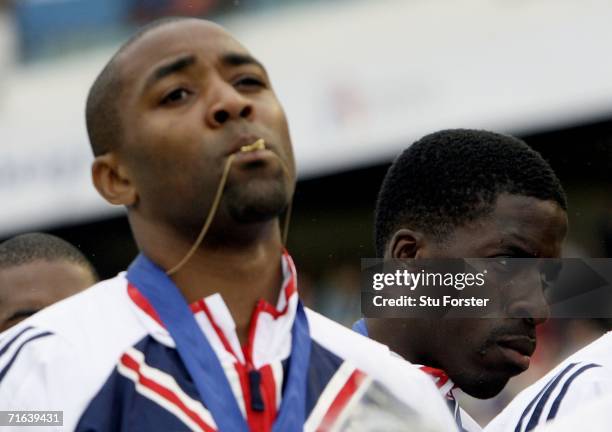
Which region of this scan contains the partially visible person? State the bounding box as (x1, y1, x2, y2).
(0, 233, 97, 332)
(354, 129, 569, 431)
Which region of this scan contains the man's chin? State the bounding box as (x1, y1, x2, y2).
(452, 371, 511, 399)
(225, 187, 291, 224)
(229, 202, 289, 224)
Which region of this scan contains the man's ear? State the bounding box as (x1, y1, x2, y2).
(386, 229, 425, 259)
(92, 154, 137, 206)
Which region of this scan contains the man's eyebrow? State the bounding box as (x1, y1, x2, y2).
(145, 55, 197, 90)
(220, 52, 265, 71)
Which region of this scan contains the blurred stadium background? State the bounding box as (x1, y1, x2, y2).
(1, 0, 612, 425)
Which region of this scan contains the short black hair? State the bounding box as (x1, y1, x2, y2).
(374, 129, 567, 257)
(86, 16, 193, 156)
(0, 233, 98, 280)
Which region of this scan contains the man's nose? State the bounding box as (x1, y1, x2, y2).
(505, 270, 550, 326)
(205, 81, 253, 128)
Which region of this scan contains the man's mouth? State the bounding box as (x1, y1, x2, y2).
(230, 136, 277, 167)
(228, 135, 269, 155)
(495, 336, 536, 371)
(240, 138, 266, 153)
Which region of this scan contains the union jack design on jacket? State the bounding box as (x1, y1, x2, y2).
(0, 253, 456, 431)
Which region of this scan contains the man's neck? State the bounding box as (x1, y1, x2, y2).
(366, 318, 436, 367)
(134, 217, 285, 345)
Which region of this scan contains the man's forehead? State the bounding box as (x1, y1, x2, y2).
(453, 194, 567, 253)
(492, 194, 566, 227)
(0, 260, 88, 283)
(116, 20, 249, 78)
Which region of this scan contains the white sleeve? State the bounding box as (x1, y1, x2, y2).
(540, 366, 612, 423)
(486, 363, 612, 432)
(533, 393, 612, 432)
(0, 326, 92, 431)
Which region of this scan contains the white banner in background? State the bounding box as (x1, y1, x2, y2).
(0, 138, 120, 236)
(2, 0, 612, 234)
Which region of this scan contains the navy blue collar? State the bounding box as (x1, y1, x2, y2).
(127, 253, 311, 431)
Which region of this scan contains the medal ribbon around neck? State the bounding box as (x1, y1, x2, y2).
(127, 254, 311, 431)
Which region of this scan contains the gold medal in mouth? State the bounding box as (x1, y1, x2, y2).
(240, 138, 266, 153)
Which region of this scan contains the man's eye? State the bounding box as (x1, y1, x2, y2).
(234, 76, 265, 89)
(160, 88, 191, 105)
(540, 272, 552, 287)
(540, 263, 561, 290)
(489, 257, 514, 275)
(493, 257, 510, 268)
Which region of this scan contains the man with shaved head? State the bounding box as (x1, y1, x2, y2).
(0, 233, 97, 332)
(0, 19, 456, 431)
